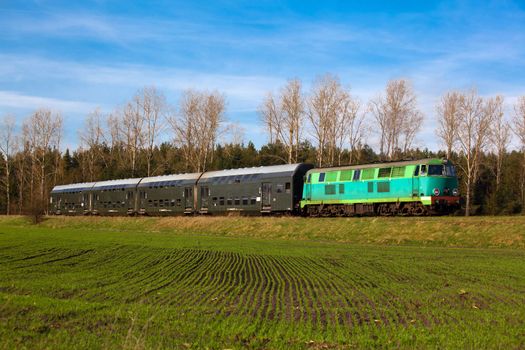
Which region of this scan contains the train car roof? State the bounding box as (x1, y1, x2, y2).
(51, 182, 97, 193)
(92, 177, 143, 190)
(199, 163, 306, 180)
(307, 158, 447, 173)
(138, 172, 202, 187)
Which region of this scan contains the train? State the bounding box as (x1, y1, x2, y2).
(50, 158, 461, 217)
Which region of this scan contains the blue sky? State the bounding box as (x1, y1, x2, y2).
(1, 0, 524, 150)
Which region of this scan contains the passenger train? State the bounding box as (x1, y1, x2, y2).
(50, 158, 460, 216)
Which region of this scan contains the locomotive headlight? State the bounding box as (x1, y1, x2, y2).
(452, 188, 459, 196)
(433, 188, 440, 196)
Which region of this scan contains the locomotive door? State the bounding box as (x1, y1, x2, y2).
(200, 186, 209, 209)
(261, 182, 272, 210)
(184, 187, 193, 210)
(412, 165, 420, 197)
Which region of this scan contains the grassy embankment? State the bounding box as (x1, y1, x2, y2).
(0, 215, 524, 349)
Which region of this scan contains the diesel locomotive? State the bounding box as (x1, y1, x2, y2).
(50, 158, 460, 216)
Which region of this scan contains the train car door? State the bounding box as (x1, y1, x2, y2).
(184, 187, 193, 211)
(200, 186, 209, 210)
(261, 182, 272, 211)
(126, 190, 134, 211)
(412, 165, 420, 197)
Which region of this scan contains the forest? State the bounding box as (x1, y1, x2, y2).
(0, 75, 524, 216)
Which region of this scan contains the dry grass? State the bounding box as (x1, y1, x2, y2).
(2, 214, 523, 248)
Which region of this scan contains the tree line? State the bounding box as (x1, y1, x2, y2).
(0, 77, 524, 216)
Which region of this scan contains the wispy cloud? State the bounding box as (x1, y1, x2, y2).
(0, 90, 97, 113)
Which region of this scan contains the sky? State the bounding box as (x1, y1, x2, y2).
(1, 0, 524, 151)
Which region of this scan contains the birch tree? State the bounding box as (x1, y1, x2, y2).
(436, 91, 461, 159)
(513, 96, 525, 211)
(370, 79, 423, 160)
(79, 109, 105, 182)
(134, 86, 166, 176)
(489, 96, 510, 191)
(259, 79, 305, 163)
(307, 75, 344, 167)
(0, 115, 16, 214)
(455, 91, 495, 216)
(22, 109, 63, 209)
(169, 90, 226, 172)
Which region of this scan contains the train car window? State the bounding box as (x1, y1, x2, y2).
(392, 166, 406, 177)
(250, 197, 257, 205)
(318, 173, 325, 182)
(153, 200, 158, 207)
(368, 182, 374, 193)
(219, 197, 225, 205)
(378, 167, 392, 178)
(414, 165, 420, 176)
(171, 200, 175, 207)
(362, 168, 375, 180)
(285, 182, 291, 193)
(339, 184, 345, 194)
(307, 174, 312, 183)
(234, 197, 240, 205)
(378, 182, 390, 193)
(212, 197, 218, 205)
(420, 165, 427, 175)
(159, 200, 164, 207)
(242, 197, 248, 205)
(326, 172, 337, 182)
(353, 170, 361, 181)
(176, 199, 181, 207)
(325, 184, 336, 195)
(276, 184, 284, 193)
(227, 198, 233, 205)
(340, 170, 353, 181)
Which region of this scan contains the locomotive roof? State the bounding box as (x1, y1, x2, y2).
(199, 163, 305, 179)
(51, 182, 97, 193)
(308, 158, 447, 173)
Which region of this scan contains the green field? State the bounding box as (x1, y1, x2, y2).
(1, 216, 524, 349)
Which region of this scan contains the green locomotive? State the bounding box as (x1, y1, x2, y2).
(300, 158, 460, 216)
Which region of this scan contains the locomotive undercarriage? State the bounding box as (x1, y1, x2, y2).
(304, 201, 455, 217)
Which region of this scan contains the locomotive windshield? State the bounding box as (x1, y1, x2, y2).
(427, 164, 456, 177)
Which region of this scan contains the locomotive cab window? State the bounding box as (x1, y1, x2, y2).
(285, 182, 291, 193)
(428, 165, 445, 176)
(353, 170, 361, 181)
(414, 165, 420, 176)
(318, 173, 325, 182)
(420, 165, 427, 175)
(276, 184, 284, 193)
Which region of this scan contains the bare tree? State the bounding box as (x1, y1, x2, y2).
(513, 96, 525, 210)
(22, 109, 63, 210)
(121, 100, 144, 177)
(436, 91, 461, 159)
(347, 102, 367, 164)
(280, 79, 304, 163)
(455, 90, 495, 216)
(0, 115, 16, 214)
(135, 86, 166, 176)
(259, 79, 305, 164)
(370, 79, 423, 160)
(489, 96, 510, 191)
(307, 74, 344, 167)
(169, 90, 226, 172)
(79, 109, 106, 182)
